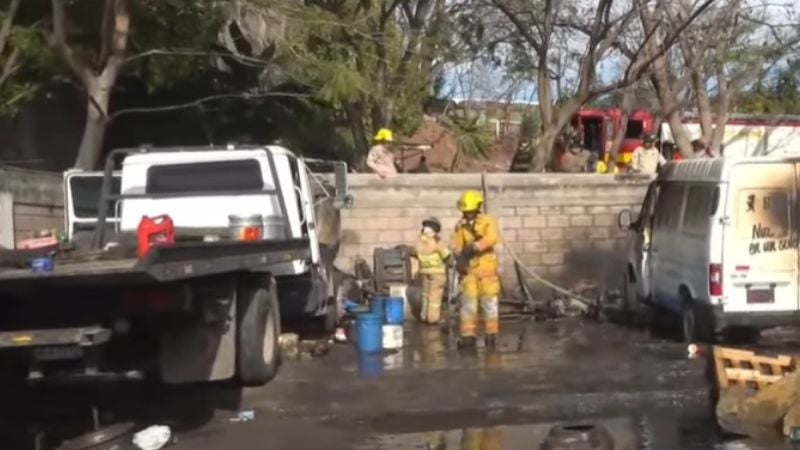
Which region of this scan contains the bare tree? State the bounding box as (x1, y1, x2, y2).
(631, 0, 800, 157)
(50, 0, 130, 169)
(486, 0, 714, 170)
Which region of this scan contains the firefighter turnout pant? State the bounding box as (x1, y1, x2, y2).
(459, 273, 500, 337)
(421, 273, 447, 324)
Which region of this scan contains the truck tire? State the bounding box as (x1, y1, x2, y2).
(237, 277, 281, 386)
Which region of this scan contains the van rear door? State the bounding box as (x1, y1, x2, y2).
(723, 162, 798, 314)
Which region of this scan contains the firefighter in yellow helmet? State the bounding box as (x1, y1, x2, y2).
(409, 217, 451, 325)
(366, 128, 398, 178)
(452, 190, 501, 350)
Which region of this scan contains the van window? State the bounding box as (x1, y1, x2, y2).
(69, 176, 121, 218)
(736, 189, 790, 239)
(654, 183, 685, 231)
(682, 185, 714, 235)
(146, 159, 264, 194)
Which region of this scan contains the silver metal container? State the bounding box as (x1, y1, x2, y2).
(228, 214, 264, 241)
(262, 215, 287, 240)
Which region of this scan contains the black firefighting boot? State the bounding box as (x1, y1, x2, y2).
(485, 334, 497, 351)
(457, 336, 477, 350)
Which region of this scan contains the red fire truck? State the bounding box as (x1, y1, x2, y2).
(564, 108, 656, 170)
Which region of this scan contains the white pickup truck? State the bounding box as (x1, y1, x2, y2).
(0, 145, 349, 386)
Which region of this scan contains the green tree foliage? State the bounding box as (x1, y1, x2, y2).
(739, 60, 800, 115)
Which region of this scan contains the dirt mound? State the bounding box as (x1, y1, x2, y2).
(401, 118, 518, 173)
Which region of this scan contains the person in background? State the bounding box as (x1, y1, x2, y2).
(366, 128, 398, 178)
(630, 134, 666, 174)
(452, 190, 500, 351)
(691, 139, 712, 158)
(560, 137, 592, 173)
(409, 217, 450, 325)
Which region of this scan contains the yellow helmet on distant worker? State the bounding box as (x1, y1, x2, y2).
(374, 128, 394, 142)
(457, 190, 484, 212)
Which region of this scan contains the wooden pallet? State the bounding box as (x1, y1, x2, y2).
(713, 346, 797, 390)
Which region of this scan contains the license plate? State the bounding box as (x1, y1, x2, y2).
(33, 346, 84, 362)
(747, 288, 775, 304)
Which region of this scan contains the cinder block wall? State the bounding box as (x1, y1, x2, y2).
(336, 174, 651, 290)
(0, 167, 64, 247)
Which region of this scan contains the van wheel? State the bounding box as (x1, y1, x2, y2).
(622, 271, 636, 318)
(237, 277, 281, 386)
(680, 301, 713, 343)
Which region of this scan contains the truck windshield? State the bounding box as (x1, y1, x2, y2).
(70, 176, 121, 218)
(145, 159, 264, 194)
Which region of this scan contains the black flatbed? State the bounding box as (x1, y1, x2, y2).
(0, 238, 310, 290)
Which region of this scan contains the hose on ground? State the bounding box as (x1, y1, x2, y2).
(479, 171, 594, 306)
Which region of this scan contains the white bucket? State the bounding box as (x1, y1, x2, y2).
(382, 324, 403, 349)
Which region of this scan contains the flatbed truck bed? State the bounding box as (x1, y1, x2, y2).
(0, 238, 310, 288)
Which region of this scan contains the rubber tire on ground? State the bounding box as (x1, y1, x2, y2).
(237, 277, 281, 386)
(680, 300, 713, 343)
(622, 271, 636, 319)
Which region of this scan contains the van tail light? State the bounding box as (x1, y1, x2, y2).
(709, 264, 723, 296)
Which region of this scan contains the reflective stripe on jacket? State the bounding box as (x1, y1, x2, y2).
(416, 234, 451, 275)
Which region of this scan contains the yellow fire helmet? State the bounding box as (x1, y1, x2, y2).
(374, 128, 393, 142)
(457, 190, 484, 212)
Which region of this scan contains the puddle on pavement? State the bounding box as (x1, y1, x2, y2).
(355, 414, 791, 450)
(353, 319, 687, 379)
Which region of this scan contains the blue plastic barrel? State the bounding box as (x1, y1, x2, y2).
(370, 297, 385, 320)
(357, 352, 384, 378)
(355, 312, 383, 353)
(384, 297, 404, 325)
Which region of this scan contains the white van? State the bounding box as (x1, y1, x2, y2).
(620, 157, 800, 341)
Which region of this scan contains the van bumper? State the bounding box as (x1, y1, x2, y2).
(712, 306, 800, 329)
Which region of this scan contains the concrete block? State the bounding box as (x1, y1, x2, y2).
(364, 217, 392, 230)
(540, 228, 564, 241)
(516, 206, 539, 216)
(569, 215, 593, 227)
(542, 253, 565, 266)
(589, 228, 611, 239)
(519, 253, 541, 267)
(569, 239, 593, 250)
(378, 230, 404, 244)
(546, 215, 569, 227)
(587, 205, 612, 214)
(343, 217, 365, 230)
(516, 229, 540, 241)
(403, 230, 420, 242)
(594, 214, 615, 227)
(563, 206, 585, 215)
(539, 206, 561, 215)
(500, 229, 517, 242)
(564, 228, 591, 240)
(524, 241, 547, 253)
(546, 240, 569, 252)
(523, 216, 547, 228)
(387, 217, 417, 230)
(501, 216, 522, 229)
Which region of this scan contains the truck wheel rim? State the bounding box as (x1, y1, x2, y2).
(263, 309, 275, 362)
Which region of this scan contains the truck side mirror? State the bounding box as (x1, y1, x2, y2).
(332, 162, 353, 209)
(618, 209, 635, 230)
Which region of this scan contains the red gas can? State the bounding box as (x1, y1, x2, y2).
(137, 215, 175, 259)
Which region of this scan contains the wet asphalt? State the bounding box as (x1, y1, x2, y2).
(0, 318, 793, 449)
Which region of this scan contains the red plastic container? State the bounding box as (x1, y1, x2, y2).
(137, 215, 175, 259)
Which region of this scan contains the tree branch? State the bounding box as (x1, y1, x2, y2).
(97, 0, 117, 69)
(50, 0, 90, 85)
(0, 0, 21, 59)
